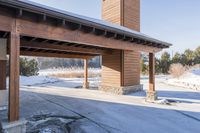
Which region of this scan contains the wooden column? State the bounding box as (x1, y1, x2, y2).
(146, 53, 157, 102)
(0, 39, 7, 90)
(149, 53, 155, 91)
(83, 59, 89, 89)
(8, 31, 20, 122)
(0, 60, 6, 90)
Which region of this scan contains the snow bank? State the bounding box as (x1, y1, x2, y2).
(7, 76, 59, 87)
(166, 69, 200, 90)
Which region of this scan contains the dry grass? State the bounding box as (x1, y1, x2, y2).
(169, 63, 186, 78)
(49, 72, 101, 78)
(47, 67, 101, 78)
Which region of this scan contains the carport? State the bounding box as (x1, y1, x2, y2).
(0, 0, 171, 123)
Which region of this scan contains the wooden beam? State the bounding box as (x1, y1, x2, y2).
(16, 9, 23, 18)
(149, 53, 155, 91)
(20, 50, 93, 59)
(20, 40, 111, 55)
(83, 59, 89, 89)
(0, 60, 6, 90)
(16, 18, 162, 53)
(9, 31, 20, 122)
(38, 14, 47, 22)
(80, 25, 94, 33)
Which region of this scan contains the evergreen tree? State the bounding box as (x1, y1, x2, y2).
(194, 46, 200, 64)
(172, 52, 181, 63)
(160, 52, 171, 74)
(183, 49, 195, 65)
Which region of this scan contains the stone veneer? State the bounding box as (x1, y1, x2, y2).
(99, 84, 143, 95)
(146, 91, 158, 102)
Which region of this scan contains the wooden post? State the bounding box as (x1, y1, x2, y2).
(83, 59, 89, 89)
(146, 53, 157, 102)
(149, 53, 155, 91)
(0, 60, 6, 90)
(0, 39, 7, 90)
(8, 31, 20, 122)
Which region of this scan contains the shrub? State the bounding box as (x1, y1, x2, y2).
(20, 58, 39, 76)
(169, 63, 186, 78)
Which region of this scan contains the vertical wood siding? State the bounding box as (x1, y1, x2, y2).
(102, 50, 122, 87)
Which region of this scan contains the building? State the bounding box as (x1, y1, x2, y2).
(0, 0, 171, 131)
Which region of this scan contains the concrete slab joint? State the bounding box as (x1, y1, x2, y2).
(146, 91, 158, 102)
(99, 84, 143, 95)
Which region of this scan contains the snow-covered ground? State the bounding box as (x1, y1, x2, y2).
(165, 69, 200, 90)
(39, 68, 101, 76)
(1, 70, 200, 133)
(6, 76, 59, 87)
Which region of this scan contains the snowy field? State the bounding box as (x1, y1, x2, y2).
(165, 69, 200, 90)
(1, 69, 200, 133)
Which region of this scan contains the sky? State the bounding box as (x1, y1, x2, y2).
(29, 0, 200, 56)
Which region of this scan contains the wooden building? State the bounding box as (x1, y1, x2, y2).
(0, 0, 171, 123)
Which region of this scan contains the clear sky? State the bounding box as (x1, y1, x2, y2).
(29, 0, 200, 55)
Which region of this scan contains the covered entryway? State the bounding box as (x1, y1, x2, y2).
(0, 0, 171, 124)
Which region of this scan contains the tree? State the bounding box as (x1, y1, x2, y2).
(20, 58, 39, 76)
(194, 46, 200, 64)
(183, 49, 195, 66)
(140, 58, 148, 74)
(172, 52, 181, 63)
(160, 52, 171, 74)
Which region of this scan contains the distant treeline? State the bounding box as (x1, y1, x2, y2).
(141, 46, 200, 74)
(37, 56, 101, 69)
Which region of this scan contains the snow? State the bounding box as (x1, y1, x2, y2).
(18, 76, 200, 132)
(2, 72, 200, 132)
(165, 69, 200, 90)
(6, 76, 60, 87)
(191, 69, 200, 75)
(39, 68, 101, 76)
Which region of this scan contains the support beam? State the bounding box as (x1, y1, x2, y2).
(8, 31, 20, 122)
(20, 50, 93, 59)
(20, 40, 112, 55)
(16, 18, 162, 53)
(83, 59, 89, 89)
(0, 60, 6, 90)
(146, 53, 157, 102)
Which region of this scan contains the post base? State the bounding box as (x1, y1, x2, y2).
(1, 119, 27, 133)
(146, 91, 158, 102)
(83, 82, 90, 89)
(99, 84, 143, 95)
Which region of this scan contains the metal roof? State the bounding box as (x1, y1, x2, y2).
(0, 0, 172, 48)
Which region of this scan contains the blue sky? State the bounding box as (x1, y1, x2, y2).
(30, 0, 200, 55)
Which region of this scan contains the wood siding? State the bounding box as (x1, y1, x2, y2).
(123, 0, 140, 31)
(102, 0, 140, 31)
(0, 60, 6, 90)
(102, 50, 122, 87)
(123, 51, 140, 86)
(102, 0, 141, 87)
(102, 0, 121, 24)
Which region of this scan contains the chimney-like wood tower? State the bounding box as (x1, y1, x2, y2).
(102, 0, 140, 31)
(101, 0, 142, 94)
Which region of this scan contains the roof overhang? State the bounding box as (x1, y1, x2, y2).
(0, 0, 172, 49)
